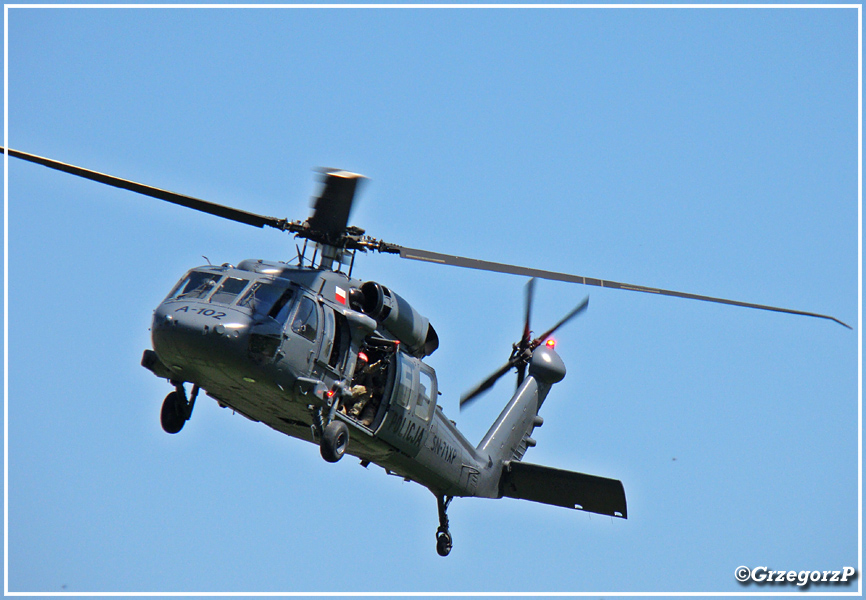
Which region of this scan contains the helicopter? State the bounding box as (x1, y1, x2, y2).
(2, 146, 850, 557)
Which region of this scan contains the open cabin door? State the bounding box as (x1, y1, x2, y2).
(375, 352, 437, 458)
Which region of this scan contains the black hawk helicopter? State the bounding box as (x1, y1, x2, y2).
(3, 147, 850, 557)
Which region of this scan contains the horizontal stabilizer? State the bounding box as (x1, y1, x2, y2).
(499, 461, 627, 519)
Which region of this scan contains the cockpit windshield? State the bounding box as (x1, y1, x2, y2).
(167, 271, 295, 314)
(210, 277, 249, 304)
(169, 271, 222, 301)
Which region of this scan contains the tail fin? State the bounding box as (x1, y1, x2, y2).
(476, 345, 565, 464)
(476, 377, 547, 465)
(499, 461, 628, 519)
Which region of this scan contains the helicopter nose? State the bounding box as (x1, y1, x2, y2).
(151, 302, 252, 372)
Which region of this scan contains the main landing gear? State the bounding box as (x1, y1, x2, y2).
(313, 402, 350, 463)
(160, 382, 198, 434)
(320, 420, 349, 463)
(436, 494, 453, 557)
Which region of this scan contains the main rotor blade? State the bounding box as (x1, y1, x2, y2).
(460, 359, 516, 409)
(308, 170, 365, 239)
(2, 147, 288, 230)
(391, 245, 851, 329)
(533, 296, 590, 348)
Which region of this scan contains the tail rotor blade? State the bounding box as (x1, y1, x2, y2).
(516, 362, 527, 389)
(460, 359, 516, 409)
(523, 277, 535, 345)
(532, 296, 589, 348)
(462, 292, 589, 410)
(516, 278, 536, 389)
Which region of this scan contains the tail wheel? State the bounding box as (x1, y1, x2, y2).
(436, 530, 452, 557)
(160, 391, 185, 434)
(320, 420, 349, 463)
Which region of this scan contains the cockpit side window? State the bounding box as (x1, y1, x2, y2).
(328, 313, 350, 370)
(169, 271, 223, 301)
(268, 288, 295, 322)
(238, 281, 286, 315)
(291, 297, 319, 341)
(209, 277, 249, 305)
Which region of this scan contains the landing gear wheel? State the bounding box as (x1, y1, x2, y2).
(320, 420, 349, 463)
(160, 391, 185, 434)
(435, 494, 453, 557)
(436, 530, 452, 557)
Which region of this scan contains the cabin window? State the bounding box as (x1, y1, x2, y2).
(292, 297, 319, 341)
(391, 363, 411, 408)
(238, 281, 285, 315)
(169, 271, 222, 301)
(415, 369, 436, 421)
(209, 277, 249, 305)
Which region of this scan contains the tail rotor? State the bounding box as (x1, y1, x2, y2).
(460, 278, 588, 409)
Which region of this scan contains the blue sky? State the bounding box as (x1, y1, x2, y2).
(5, 4, 860, 595)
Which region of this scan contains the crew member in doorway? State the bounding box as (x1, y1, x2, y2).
(348, 350, 384, 427)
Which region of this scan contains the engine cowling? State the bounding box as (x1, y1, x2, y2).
(358, 281, 439, 357)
